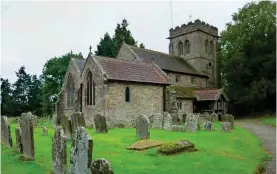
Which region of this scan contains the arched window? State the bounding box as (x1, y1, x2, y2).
(205, 40, 208, 53)
(67, 74, 74, 106)
(86, 71, 93, 105)
(210, 40, 213, 55)
(125, 87, 130, 102)
(185, 40, 190, 54)
(178, 42, 183, 56)
(93, 80, 96, 105)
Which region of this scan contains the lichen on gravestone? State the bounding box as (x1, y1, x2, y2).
(52, 128, 67, 174)
(136, 115, 150, 140)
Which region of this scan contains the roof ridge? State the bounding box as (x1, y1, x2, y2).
(127, 44, 172, 57)
(94, 55, 154, 66)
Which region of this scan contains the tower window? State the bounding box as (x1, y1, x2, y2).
(210, 40, 213, 55)
(185, 40, 190, 54)
(178, 42, 183, 56)
(209, 62, 212, 67)
(177, 101, 182, 110)
(205, 40, 208, 53)
(125, 87, 130, 102)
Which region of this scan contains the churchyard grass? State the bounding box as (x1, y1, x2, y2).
(1, 121, 268, 174)
(260, 115, 276, 127)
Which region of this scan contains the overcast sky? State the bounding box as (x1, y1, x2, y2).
(1, 0, 248, 82)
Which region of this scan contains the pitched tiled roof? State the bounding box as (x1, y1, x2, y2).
(94, 56, 170, 85)
(194, 88, 227, 101)
(73, 58, 86, 71)
(126, 44, 206, 77)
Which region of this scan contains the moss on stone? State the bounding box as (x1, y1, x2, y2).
(157, 140, 196, 155)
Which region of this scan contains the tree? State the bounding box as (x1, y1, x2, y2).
(95, 19, 141, 57)
(220, 1, 276, 115)
(12, 66, 32, 115)
(28, 75, 43, 115)
(1, 78, 15, 116)
(94, 33, 115, 57)
(41, 52, 83, 115)
(139, 43, 145, 49)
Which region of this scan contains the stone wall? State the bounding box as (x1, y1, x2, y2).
(81, 57, 106, 126)
(106, 82, 164, 127)
(166, 72, 207, 87)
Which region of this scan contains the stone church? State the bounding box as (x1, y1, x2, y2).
(55, 19, 228, 127)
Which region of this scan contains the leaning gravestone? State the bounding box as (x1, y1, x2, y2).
(1, 116, 12, 147)
(42, 127, 48, 136)
(19, 114, 35, 160)
(94, 114, 108, 133)
(136, 115, 150, 140)
(184, 113, 200, 132)
(63, 116, 72, 139)
(90, 158, 114, 174)
(52, 128, 67, 174)
(69, 127, 93, 174)
(15, 127, 23, 153)
(71, 112, 86, 132)
(221, 122, 231, 132)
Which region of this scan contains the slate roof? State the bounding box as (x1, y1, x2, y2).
(94, 56, 170, 85)
(194, 88, 227, 101)
(73, 58, 86, 71)
(126, 44, 207, 77)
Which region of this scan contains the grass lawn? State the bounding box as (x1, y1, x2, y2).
(1, 121, 268, 174)
(260, 115, 276, 127)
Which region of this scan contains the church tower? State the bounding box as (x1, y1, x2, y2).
(167, 19, 219, 88)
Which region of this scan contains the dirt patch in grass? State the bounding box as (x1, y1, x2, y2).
(126, 139, 163, 150)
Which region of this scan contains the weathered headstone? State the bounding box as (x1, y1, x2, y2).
(198, 116, 207, 129)
(204, 121, 215, 131)
(52, 128, 67, 174)
(151, 113, 163, 129)
(222, 114, 235, 129)
(63, 116, 72, 139)
(19, 114, 35, 160)
(69, 127, 93, 174)
(90, 158, 114, 174)
(136, 115, 150, 140)
(162, 112, 172, 130)
(42, 127, 48, 136)
(221, 122, 231, 132)
(15, 127, 23, 153)
(22, 112, 37, 126)
(184, 113, 200, 132)
(71, 112, 86, 132)
(1, 116, 12, 147)
(94, 114, 108, 133)
(210, 112, 218, 121)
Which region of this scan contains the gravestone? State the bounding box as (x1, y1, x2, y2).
(69, 127, 93, 174)
(19, 114, 35, 160)
(71, 112, 86, 132)
(162, 112, 172, 130)
(151, 113, 163, 129)
(94, 114, 108, 133)
(42, 127, 48, 136)
(63, 116, 72, 139)
(1, 116, 12, 147)
(204, 121, 215, 131)
(222, 114, 235, 129)
(198, 116, 207, 129)
(22, 112, 37, 126)
(15, 127, 23, 153)
(52, 128, 67, 174)
(136, 115, 150, 140)
(90, 158, 114, 174)
(210, 112, 218, 121)
(184, 113, 200, 132)
(221, 122, 231, 132)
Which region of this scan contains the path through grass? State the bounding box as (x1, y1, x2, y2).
(1, 121, 267, 174)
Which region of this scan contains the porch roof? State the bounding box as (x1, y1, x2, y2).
(194, 88, 228, 101)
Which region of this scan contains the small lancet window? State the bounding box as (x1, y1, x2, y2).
(185, 40, 190, 54)
(178, 42, 183, 56)
(125, 87, 130, 102)
(205, 40, 208, 53)
(210, 40, 213, 55)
